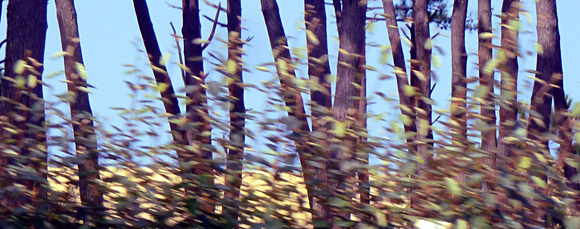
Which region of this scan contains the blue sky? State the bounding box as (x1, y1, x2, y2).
(1, 0, 578, 162)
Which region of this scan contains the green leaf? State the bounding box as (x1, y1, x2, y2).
(159, 52, 171, 66)
(157, 83, 168, 93)
(445, 177, 461, 196)
(403, 85, 415, 96)
(457, 219, 468, 229)
(531, 176, 546, 188)
(328, 197, 350, 208)
(193, 38, 210, 45)
(565, 217, 580, 229)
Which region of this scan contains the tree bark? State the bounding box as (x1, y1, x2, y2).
(478, 0, 497, 191)
(331, 0, 366, 224)
(450, 0, 468, 187)
(260, 0, 316, 222)
(304, 0, 332, 221)
(1, 0, 48, 210)
(55, 0, 104, 224)
(413, 0, 432, 156)
(382, 0, 417, 154)
(498, 0, 519, 170)
(224, 0, 245, 222)
(182, 0, 215, 214)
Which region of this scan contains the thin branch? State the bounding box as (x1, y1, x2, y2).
(170, 22, 186, 81)
(201, 2, 221, 51)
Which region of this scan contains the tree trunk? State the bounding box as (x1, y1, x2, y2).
(331, 0, 366, 224)
(498, 0, 519, 170)
(182, 0, 215, 214)
(382, 0, 417, 154)
(224, 0, 245, 222)
(413, 0, 432, 156)
(304, 0, 332, 221)
(55, 0, 104, 224)
(478, 0, 497, 191)
(260, 0, 318, 223)
(1, 0, 48, 210)
(450, 0, 468, 185)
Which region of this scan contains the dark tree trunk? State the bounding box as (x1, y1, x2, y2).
(330, 0, 366, 224)
(534, 0, 576, 190)
(224, 0, 245, 222)
(304, 0, 332, 220)
(412, 0, 432, 157)
(478, 0, 497, 189)
(260, 0, 317, 223)
(133, 0, 184, 143)
(451, 0, 467, 146)
(450, 0, 468, 184)
(498, 0, 519, 170)
(1, 0, 48, 209)
(55, 0, 104, 224)
(382, 0, 417, 154)
(182, 0, 215, 214)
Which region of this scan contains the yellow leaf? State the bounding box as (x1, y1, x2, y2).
(226, 60, 237, 75)
(335, 121, 346, 138)
(14, 60, 26, 75)
(75, 62, 88, 80)
(518, 156, 532, 169)
(479, 32, 496, 39)
(27, 75, 37, 88)
(306, 30, 320, 46)
(157, 83, 168, 93)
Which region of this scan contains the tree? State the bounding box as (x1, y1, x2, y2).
(450, 0, 468, 182)
(260, 0, 315, 219)
(331, 0, 367, 223)
(224, 0, 245, 221)
(478, 0, 497, 191)
(304, 0, 332, 220)
(0, 0, 48, 210)
(497, 0, 519, 170)
(182, 0, 216, 214)
(55, 0, 104, 223)
(382, 0, 417, 155)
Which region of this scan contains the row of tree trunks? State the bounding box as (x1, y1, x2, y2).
(55, 0, 104, 224)
(0, 0, 48, 213)
(225, 0, 245, 222)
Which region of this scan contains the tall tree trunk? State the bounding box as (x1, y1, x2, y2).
(451, 0, 468, 184)
(382, 0, 417, 155)
(331, 0, 366, 224)
(413, 0, 432, 156)
(224, 0, 245, 222)
(182, 0, 215, 214)
(260, 0, 317, 223)
(498, 0, 519, 170)
(534, 0, 577, 215)
(304, 0, 332, 220)
(478, 0, 497, 190)
(55, 0, 104, 224)
(1, 0, 48, 210)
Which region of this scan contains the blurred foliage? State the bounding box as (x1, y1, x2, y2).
(0, 1, 578, 229)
